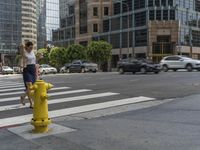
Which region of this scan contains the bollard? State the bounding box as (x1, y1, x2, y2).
(29, 80, 53, 133)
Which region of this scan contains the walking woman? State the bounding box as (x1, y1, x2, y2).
(19, 41, 36, 108)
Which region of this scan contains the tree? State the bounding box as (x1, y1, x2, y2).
(37, 48, 50, 64)
(67, 44, 87, 62)
(87, 41, 112, 69)
(49, 47, 68, 68)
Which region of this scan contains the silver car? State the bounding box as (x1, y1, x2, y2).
(39, 64, 57, 74)
(160, 55, 200, 72)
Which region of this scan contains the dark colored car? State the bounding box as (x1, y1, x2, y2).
(65, 60, 98, 73)
(117, 58, 161, 74)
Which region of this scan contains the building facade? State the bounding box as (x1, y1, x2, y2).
(53, 0, 200, 67)
(0, 0, 22, 65)
(37, 0, 59, 49)
(53, 0, 112, 47)
(22, 0, 37, 50)
(95, 0, 200, 66)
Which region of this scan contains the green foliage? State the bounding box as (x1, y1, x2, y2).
(87, 41, 112, 65)
(37, 48, 50, 64)
(15, 55, 22, 66)
(67, 44, 87, 62)
(49, 47, 67, 68)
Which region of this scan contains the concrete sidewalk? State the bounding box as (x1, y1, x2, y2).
(1, 95, 200, 150)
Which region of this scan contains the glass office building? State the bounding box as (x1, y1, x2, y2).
(93, 0, 200, 66)
(52, 0, 75, 47)
(37, 0, 59, 49)
(0, 0, 22, 64)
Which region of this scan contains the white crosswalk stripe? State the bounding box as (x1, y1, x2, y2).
(0, 87, 71, 96)
(0, 81, 155, 128)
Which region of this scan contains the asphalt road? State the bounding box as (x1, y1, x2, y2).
(37, 71, 200, 100)
(2, 71, 200, 150)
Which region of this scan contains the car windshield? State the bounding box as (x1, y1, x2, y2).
(82, 61, 91, 63)
(2, 66, 10, 69)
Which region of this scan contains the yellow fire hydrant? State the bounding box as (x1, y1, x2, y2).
(29, 80, 53, 133)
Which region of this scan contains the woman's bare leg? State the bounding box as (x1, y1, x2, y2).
(20, 92, 26, 105)
(26, 82, 34, 108)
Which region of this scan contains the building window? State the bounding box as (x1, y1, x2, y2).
(161, 0, 167, 6)
(196, 0, 200, 12)
(103, 20, 109, 32)
(155, 0, 160, 7)
(135, 29, 147, 47)
(93, 24, 98, 32)
(134, 0, 145, 10)
(79, 41, 88, 46)
(149, 10, 154, 20)
(69, 5, 74, 15)
(93, 7, 98, 16)
(111, 17, 120, 31)
(168, 0, 173, 6)
(80, 26, 87, 34)
(156, 10, 161, 20)
(114, 3, 120, 14)
(148, 0, 153, 7)
(163, 10, 168, 20)
(79, 0, 87, 34)
(104, 7, 109, 16)
(111, 33, 120, 48)
(135, 11, 146, 27)
(170, 9, 175, 20)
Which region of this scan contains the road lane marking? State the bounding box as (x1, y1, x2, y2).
(0, 85, 24, 90)
(0, 96, 155, 127)
(0, 87, 70, 96)
(0, 83, 23, 87)
(0, 89, 91, 103)
(0, 92, 119, 111)
(0, 87, 25, 92)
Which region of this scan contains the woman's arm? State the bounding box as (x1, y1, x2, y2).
(19, 44, 26, 69)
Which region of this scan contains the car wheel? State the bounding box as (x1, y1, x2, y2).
(119, 68, 124, 74)
(162, 65, 169, 72)
(92, 70, 97, 73)
(132, 72, 135, 74)
(140, 67, 147, 74)
(66, 68, 70, 73)
(154, 71, 159, 74)
(197, 69, 200, 71)
(42, 70, 46, 75)
(81, 68, 85, 73)
(173, 69, 177, 72)
(186, 64, 193, 72)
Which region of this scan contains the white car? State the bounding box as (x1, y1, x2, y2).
(1, 66, 14, 74)
(39, 64, 57, 74)
(160, 55, 200, 72)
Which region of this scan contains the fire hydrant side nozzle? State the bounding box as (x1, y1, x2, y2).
(31, 80, 53, 133)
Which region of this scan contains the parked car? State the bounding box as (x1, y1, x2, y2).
(39, 64, 57, 74)
(1, 66, 14, 74)
(117, 58, 161, 74)
(66, 60, 98, 73)
(13, 67, 21, 74)
(160, 55, 200, 72)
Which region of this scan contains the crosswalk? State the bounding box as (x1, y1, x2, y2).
(0, 80, 155, 128)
